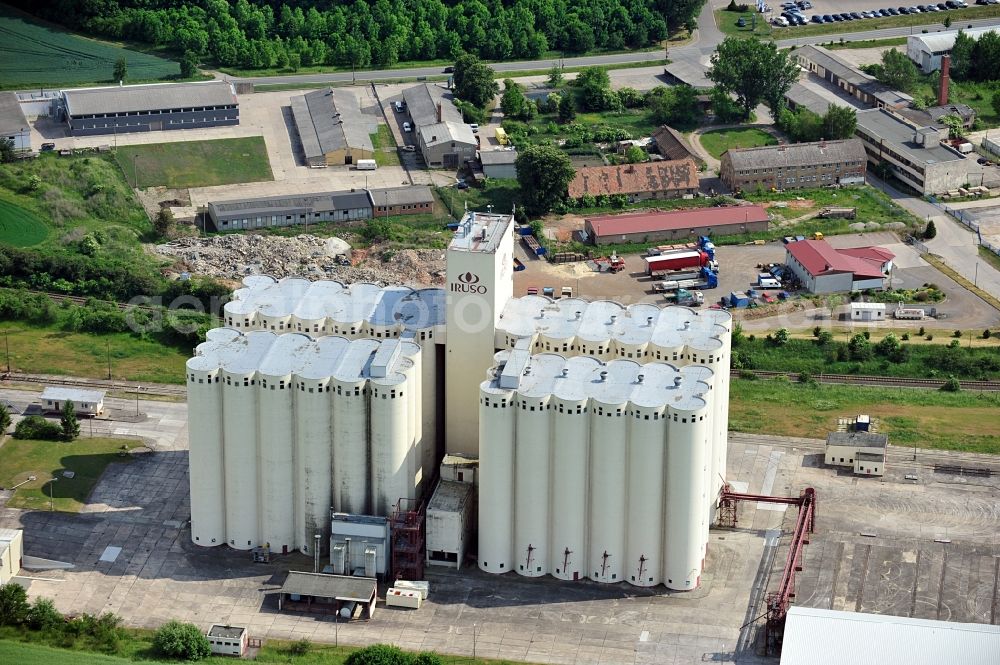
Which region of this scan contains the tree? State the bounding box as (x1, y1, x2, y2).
(0, 403, 10, 435)
(993, 92, 1000, 118)
(14, 416, 63, 441)
(943, 14, 952, 29)
(773, 328, 790, 345)
(625, 145, 646, 163)
(575, 67, 616, 111)
(923, 219, 937, 240)
(154, 208, 176, 238)
(546, 65, 563, 88)
(557, 92, 576, 123)
(288, 52, 301, 72)
(0, 583, 29, 626)
(179, 52, 198, 78)
(516, 144, 576, 215)
(26, 597, 63, 631)
(847, 333, 873, 361)
(707, 37, 799, 119)
(113, 56, 128, 83)
(940, 115, 964, 140)
(0, 137, 14, 164)
(153, 621, 212, 661)
(452, 54, 499, 109)
(822, 105, 857, 140)
(950, 30, 975, 80)
(874, 49, 918, 93)
(60, 399, 80, 441)
(500, 79, 531, 120)
(344, 644, 412, 665)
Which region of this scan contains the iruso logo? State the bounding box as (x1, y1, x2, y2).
(451, 271, 487, 293)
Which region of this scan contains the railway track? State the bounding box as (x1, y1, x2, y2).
(0, 373, 186, 397)
(24, 290, 162, 312)
(735, 370, 1000, 392)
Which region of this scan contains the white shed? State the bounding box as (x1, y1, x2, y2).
(0, 528, 23, 584)
(850, 302, 886, 322)
(40, 387, 105, 416)
(206, 625, 248, 657)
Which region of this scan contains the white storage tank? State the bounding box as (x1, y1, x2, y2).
(477, 374, 516, 574)
(513, 388, 551, 578)
(548, 357, 599, 581)
(370, 341, 416, 516)
(331, 372, 369, 514)
(187, 354, 225, 547)
(587, 363, 634, 584)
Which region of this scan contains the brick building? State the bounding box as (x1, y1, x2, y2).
(720, 139, 867, 192)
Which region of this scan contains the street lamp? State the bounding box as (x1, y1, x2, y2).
(473, 622, 477, 660)
(4, 329, 10, 373)
(48, 477, 58, 511)
(132, 154, 139, 188)
(135, 386, 141, 416)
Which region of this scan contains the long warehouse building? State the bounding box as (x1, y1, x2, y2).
(187, 210, 732, 591)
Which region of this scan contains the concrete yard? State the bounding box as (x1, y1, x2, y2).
(2, 386, 1000, 664)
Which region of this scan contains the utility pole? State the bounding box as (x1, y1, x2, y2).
(135, 385, 141, 416)
(132, 154, 138, 188)
(4, 329, 10, 373)
(107, 339, 112, 380)
(48, 477, 58, 511)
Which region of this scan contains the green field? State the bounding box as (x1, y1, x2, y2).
(370, 124, 401, 166)
(113, 137, 274, 189)
(729, 377, 1000, 454)
(0, 198, 48, 246)
(699, 127, 777, 160)
(0, 436, 134, 512)
(0, 4, 178, 89)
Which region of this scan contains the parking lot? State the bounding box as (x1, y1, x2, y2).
(3, 385, 1000, 663)
(765, 0, 981, 26)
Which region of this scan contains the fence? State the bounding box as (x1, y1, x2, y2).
(925, 195, 1000, 259)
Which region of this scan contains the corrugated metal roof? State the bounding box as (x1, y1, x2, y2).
(797, 45, 872, 87)
(722, 139, 866, 171)
(586, 205, 768, 238)
(208, 189, 371, 220)
(479, 149, 517, 165)
(780, 607, 1000, 665)
(292, 88, 374, 160)
(908, 26, 998, 54)
(268, 571, 376, 602)
(402, 83, 462, 127)
(63, 81, 236, 117)
(376, 185, 433, 206)
(419, 121, 475, 147)
(784, 83, 832, 116)
(0, 91, 28, 137)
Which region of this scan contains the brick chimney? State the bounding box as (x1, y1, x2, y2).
(437, 101, 443, 122)
(939, 54, 951, 107)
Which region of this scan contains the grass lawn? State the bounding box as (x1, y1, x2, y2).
(113, 138, 273, 189)
(370, 124, 400, 166)
(0, 323, 189, 384)
(0, 436, 134, 512)
(828, 37, 906, 50)
(719, 5, 1000, 40)
(699, 127, 777, 160)
(744, 185, 920, 226)
(436, 179, 521, 220)
(979, 245, 1000, 273)
(729, 378, 1000, 454)
(0, 199, 48, 247)
(0, 5, 179, 89)
(912, 77, 1000, 128)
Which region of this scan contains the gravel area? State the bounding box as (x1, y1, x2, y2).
(153, 234, 446, 286)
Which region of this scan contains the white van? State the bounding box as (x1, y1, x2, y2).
(356, 159, 377, 170)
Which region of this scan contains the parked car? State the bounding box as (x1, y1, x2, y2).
(455, 181, 469, 190)
(394, 101, 404, 112)
(945, 0, 959, 7)
(40, 142, 55, 151)
(401, 145, 416, 152)
(736, 16, 747, 26)
(810, 14, 823, 21)
(822, 13, 834, 21)
(402, 122, 412, 132)
(776, 15, 791, 24)
(469, 123, 479, 133)
(850, 11, 862, 18)
(443, 66, 454, 73)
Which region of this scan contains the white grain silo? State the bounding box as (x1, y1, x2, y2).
(369, 340, 418, 516)
(549, 356, 599, 581)
(330, 341, 370, 515)
(186, 328, 235, 547)
(625, 367, 670, 587)
(257, 334, 311, 554)
(663, 367, 713, 591)
(587, 361, 634, 584)
(221, 331, 272, 550)
(477, 352, 518, 575)
(513, 355, 556, 578)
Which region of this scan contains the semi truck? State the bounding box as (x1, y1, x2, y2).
(653, 281, 704, 306)
(644, 249, 709, 275)
(650, 266, 718, 288)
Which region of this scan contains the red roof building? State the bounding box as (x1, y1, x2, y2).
(785, 240, 895, 293)
(583, 205, 769, 246)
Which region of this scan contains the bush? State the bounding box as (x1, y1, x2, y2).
(289, 639, 312, 656)
(0, 582, 29, 626)
(738, 370, 758, 380)
(413, 655, 445, 665)
(26, 597, 63, 631)
(901, 332, 910, 341)
(917, 326, 925, 336)
(954, 329, 963, 338)
(153, 620, 211, 661)
(14, 415, 63, 441)
(345, 644, 413, 665)
(984, 329, 993, 339)
(816, 330, 833, 346)
(940, 375, 961, 392)
(926, 334, 934, 341)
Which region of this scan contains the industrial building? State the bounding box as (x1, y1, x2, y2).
(795, 45, 912, 110)
(269, 571, 377, 618)
(780, 606, 1000, 665)
(402, 83, 476, 168)
(0, 528, 23, 585)
(825, 430, 887, 476)
(854, 108, 983, 195)
(206, 625, 248, 657)
(479, 149, 518, 179)
(907, 26, 999, 72)
(62, 81, 238, 136)
(371, 185, 434, 217)
(0, 92, 30, 154)
(40, 386, 105, 416)
(207, 190, 371, 231)
(188, 210, 733, 591)
(850, 302, 886, 322)
(291, 88, 374, 167)
(567, 160, 700, 201)
(584, 205, 769, 246)
(720, 139, 867, 192)
(652, 125, 703, 166)
(785, 240, 895, 293)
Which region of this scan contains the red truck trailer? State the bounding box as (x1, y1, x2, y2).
(643, 249, 707, 275)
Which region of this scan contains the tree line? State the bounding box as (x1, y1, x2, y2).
(17, 0, 702, 71)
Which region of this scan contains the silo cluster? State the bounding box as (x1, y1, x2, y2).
(478, 354, 716, 590)
(187, 328, 428, 554)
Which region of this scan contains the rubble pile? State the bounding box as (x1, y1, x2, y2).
(153, 234, 446, 286)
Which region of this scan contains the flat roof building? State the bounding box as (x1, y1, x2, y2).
(0, 528, 23, 585)
(780, 606, 1000, 665)
(40, 386, 105, 416)
(291, 88, 374, 168)
(785, 239, 895, 293)
(907, 26, 999, 72)
(784, 82, 833, 117)
(479, 149, 518, 179)
(584, 205, 768, 246)
(567, 160, 699, 202)
(854, 108, 983, 195)
(825, 430, 888, 476)
(402, 84, 475, 168)
(269, 571, 377, 618)
(62, 81, 238, 136)
(0, 92, 30, 153)
(720, 139, 867, 192)
(206, 625, 248, 657)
